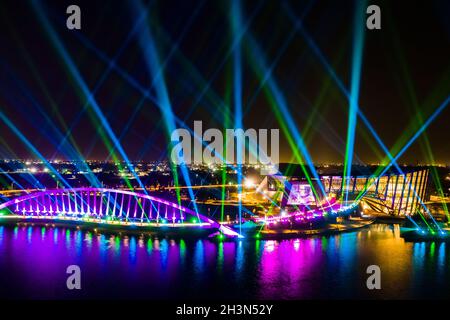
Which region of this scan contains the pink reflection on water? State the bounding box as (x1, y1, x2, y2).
(258, 238, 325, 299)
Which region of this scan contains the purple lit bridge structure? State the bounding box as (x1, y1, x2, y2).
(0, 188, 241, 238)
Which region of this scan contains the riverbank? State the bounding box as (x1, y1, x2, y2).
(258, 217, 375, 239)
(401, 225, 450, 242)
(0, 215, 378, 240)
(0, 216, 215, 239)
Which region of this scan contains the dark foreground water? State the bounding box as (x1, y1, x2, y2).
(0, 223, 449, 299)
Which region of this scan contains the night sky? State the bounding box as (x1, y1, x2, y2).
(0, 0, 449, 164)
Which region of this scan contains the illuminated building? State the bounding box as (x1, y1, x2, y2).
(262, 165, 430, 217)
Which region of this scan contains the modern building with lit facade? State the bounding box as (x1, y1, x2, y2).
(260, 165, 430, 217)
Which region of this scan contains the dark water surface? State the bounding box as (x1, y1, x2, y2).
(0, 223, 449, 299)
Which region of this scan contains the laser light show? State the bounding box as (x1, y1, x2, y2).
(0, 0, 449, 313)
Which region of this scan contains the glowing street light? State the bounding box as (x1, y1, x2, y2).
(244, 178, 255, 189)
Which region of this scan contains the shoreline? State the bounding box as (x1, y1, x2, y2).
(2, 216, 448, 242)
(0, 216, 215, 239)
(0, 215, 376, 240)
(257, 217, 375, 239)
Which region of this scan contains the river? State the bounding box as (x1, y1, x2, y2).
(0, 223, 448, 299)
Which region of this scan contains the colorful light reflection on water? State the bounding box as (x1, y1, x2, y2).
(0, 224, 449, 299)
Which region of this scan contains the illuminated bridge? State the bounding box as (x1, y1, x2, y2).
(0, 188, 241, 237)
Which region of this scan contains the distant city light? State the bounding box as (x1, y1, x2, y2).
(244, 178, 255, 188)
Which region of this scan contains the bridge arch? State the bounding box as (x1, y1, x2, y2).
(0, 188, 220, 229)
